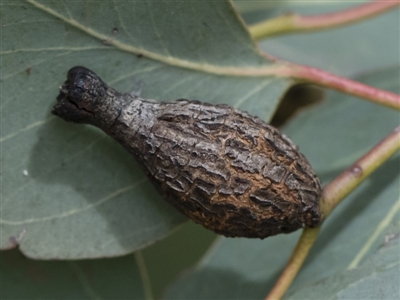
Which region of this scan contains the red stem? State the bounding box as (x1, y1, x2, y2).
(249, 0, 400, 39)
(276, 63, 400, 110)
(296, 0, 400, 30)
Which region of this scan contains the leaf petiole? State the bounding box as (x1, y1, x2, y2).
(275, 63, 400, 111)
(248, 1, 400, 40)
(321, 125, 400, 218)
(265, 227, 320, 300)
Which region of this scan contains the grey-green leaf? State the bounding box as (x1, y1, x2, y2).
(238, 2, 400, 77)
(0, 0, 291, 258)
(287, 237, 400, 299)
(0, 249, 146, 299)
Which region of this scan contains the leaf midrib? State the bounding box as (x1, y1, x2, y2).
(25, 0, 288, 78)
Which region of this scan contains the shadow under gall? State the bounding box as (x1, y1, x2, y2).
(28, 109, 185, 258)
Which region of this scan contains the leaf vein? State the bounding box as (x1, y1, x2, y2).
(233, 79, 273, 108)
(108, 65, 163, 86)
(348, 197, 400, 269)
(68, 262, 103, 300)
(135, 251, 154, 300)
(112, 0, 137, 43)
(24, 0, 282, 77)
(4, 134, 106, 202)
(146, 0, 171, 58)
(162, 76, 194, 97)
(1, 180, 146, 226)
(0, 116, 56, 143)
(1, 46, 110, 55)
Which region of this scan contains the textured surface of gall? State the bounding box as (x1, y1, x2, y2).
(53, 66, 322, 238)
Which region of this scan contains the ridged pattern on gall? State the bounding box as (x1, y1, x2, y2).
(53, 66, 322, 239)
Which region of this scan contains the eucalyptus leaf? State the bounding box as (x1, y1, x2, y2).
(164, 67, 400, 299)
(237, 2, 400, 77)
(0, 249, 146, 299)
(287, 236, 400, 299)
(0, 0, 292, 258)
